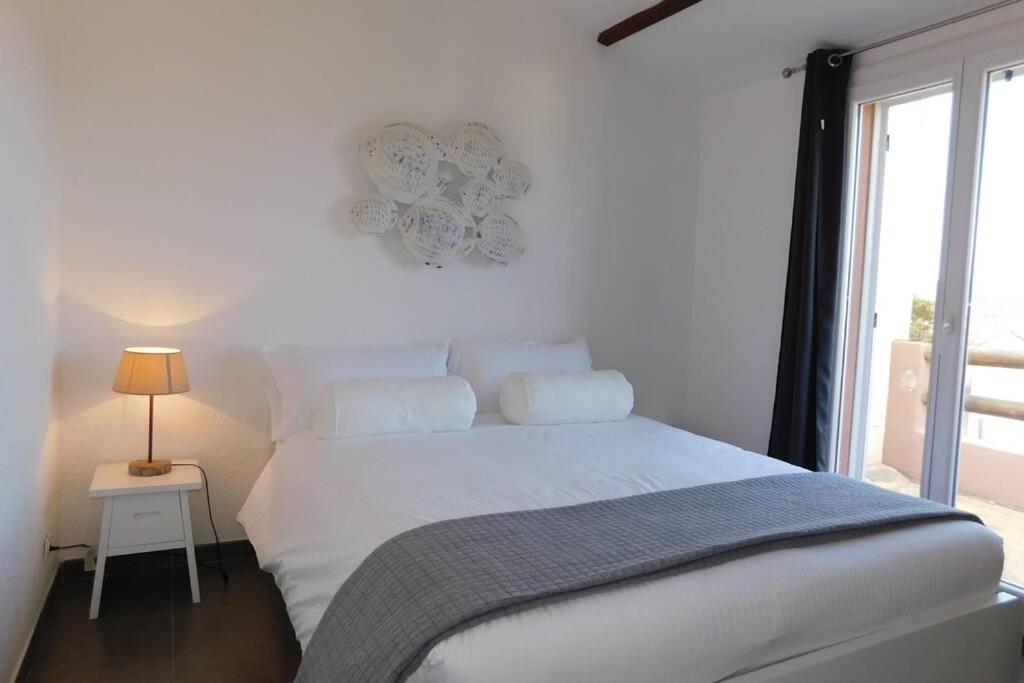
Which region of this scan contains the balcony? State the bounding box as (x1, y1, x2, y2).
(866, 339, 1024, 587)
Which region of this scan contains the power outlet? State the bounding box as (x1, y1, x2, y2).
(43, 533, 50, 561)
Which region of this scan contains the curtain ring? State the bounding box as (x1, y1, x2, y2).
(827, 53, 844, 68)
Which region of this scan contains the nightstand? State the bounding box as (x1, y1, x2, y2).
(88, 459, 203, 619)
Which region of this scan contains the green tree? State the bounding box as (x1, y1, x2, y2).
(909, 296, 935, 343)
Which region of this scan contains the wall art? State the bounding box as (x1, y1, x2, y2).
(351, 122, 531, 268)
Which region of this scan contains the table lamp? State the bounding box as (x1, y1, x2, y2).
(113, 347, 190, 476)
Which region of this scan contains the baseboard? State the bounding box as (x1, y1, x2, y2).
(14, 539, 255, 681)
(10, 563, 59, 683)
(53, 537, 254, 579)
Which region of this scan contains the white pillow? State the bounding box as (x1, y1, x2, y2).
(499, 370, 633, 426)
(314, 376, 476, 440)
(263, 343, 450, 442)
(449, 338, 592, 413)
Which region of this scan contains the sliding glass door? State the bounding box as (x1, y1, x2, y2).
(835, 84, 954, 495)
(952, 57, 1024, 587)
(836, 44, 1024, 589)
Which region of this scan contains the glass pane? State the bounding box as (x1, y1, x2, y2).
(838, 85, 954, 497)
(955, 64, 1024, 587)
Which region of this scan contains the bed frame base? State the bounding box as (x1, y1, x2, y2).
(727, 592, 1022, 683)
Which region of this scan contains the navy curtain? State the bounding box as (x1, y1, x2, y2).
(767, 49, 853, 471)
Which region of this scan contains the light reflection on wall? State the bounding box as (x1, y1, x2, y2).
(72, 283, 251, 329)
(57, 388, 268, 549)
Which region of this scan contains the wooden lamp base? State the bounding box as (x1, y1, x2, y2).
(128, 459, 172, 477)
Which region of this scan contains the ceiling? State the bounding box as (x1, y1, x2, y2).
(556, 0, 996, 94)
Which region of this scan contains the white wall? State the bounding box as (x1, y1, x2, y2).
(0, 0, 61, 677)
(586, 87, 701, 427)
(683, 76, 804, 453)
(53, 0, 701, 546)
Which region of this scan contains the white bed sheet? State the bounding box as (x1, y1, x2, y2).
(237, 415, 1003, 683)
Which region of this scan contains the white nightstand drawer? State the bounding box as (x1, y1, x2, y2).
(108, 491, 185, 548)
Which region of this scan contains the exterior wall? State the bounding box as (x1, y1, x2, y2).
(879, 341, 930, 480)
(883, 340, 1024, 510)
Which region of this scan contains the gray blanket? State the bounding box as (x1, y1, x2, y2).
(296, 472, 979, 682)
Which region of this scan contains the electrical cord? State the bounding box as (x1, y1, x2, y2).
(48, 543, 90, 552)
(171, 463, 229, 584)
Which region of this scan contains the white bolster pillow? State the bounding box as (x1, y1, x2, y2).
(314, 376, 476, 439)
(499, 370, 634, 426)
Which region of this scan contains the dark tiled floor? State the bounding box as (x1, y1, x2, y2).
(20, 546, 301, 682)
(18, 548, 1024, 682)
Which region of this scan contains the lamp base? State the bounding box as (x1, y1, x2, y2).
(128, 459, 172, 477)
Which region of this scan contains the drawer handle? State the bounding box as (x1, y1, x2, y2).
(132, 511, 161, 519)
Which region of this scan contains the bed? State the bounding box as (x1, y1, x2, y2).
(238, 413, 1020, 682)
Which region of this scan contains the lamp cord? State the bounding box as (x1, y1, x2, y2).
(48, 543, 90, 552)
(171, 463, 229, 584)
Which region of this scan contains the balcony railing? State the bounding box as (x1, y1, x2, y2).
(922, 346, 1024, 421)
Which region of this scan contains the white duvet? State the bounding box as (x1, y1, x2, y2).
(237, 415, 1003, 683)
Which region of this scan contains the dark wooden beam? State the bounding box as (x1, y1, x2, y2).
(597, 0, 705, 46)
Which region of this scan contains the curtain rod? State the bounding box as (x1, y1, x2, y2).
(781, 0, 1024, 78)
